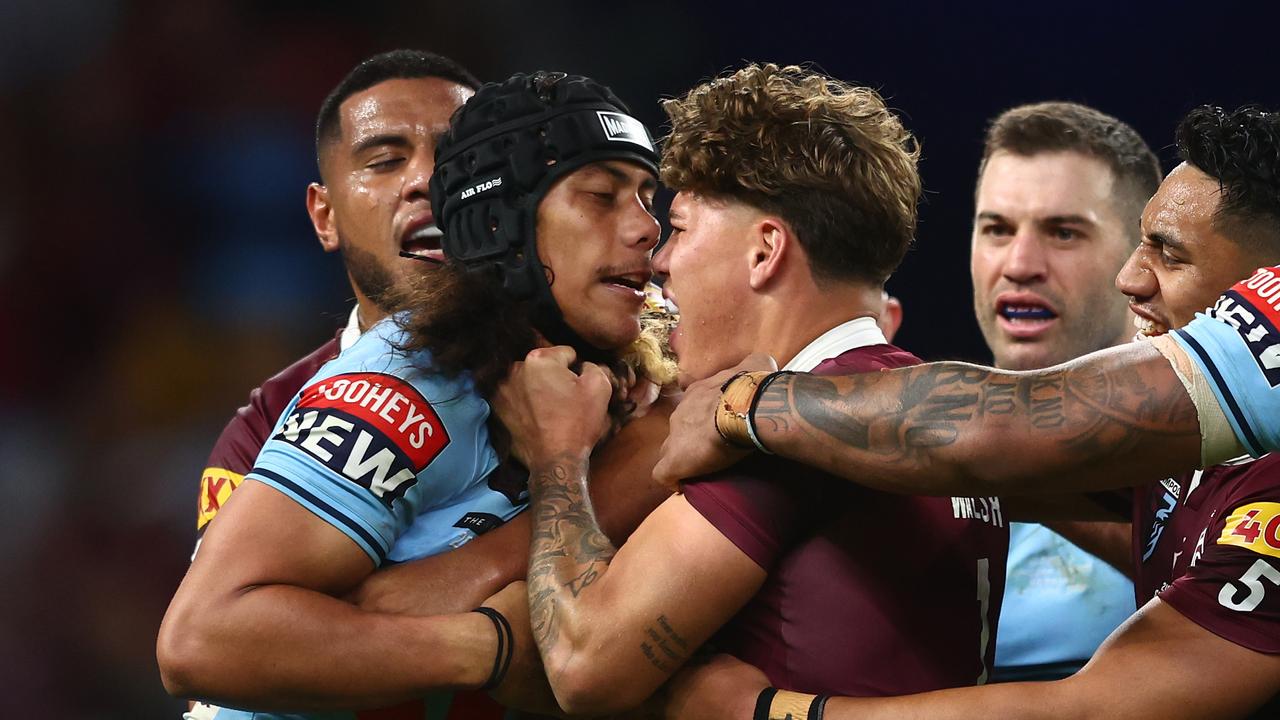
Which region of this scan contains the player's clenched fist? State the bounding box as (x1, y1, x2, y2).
(492, 346, 615, 468)
(653, 354, 776, 491)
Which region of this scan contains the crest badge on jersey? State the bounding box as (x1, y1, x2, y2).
(274, 372, 451, 506)
(1218, 501, 1280, 559)
(1210, 268, 1280, 388)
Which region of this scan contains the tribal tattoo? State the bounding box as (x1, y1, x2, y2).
(753, 348, 1200, 495)
(527, 451, 618, 670)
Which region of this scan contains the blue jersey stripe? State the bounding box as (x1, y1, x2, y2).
(252, 467, 389, 563)
(1175, 329, 1264, 456)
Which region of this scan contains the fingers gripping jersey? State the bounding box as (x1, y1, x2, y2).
(247, 318, 526, 565)
(1174, 266, 1280, 458)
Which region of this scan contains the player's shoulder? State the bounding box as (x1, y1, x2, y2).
(311, 316, 470, 398)
(816, 343, 921, 376)
(1216, 452, 1280, 498)
(270, 332, 344, 387)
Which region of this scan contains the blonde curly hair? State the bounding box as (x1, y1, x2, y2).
(661, 63, 921, 285)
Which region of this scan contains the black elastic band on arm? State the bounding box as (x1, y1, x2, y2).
(474, 606, 514, 691)
(754, 687, 779, 720)
(810, 693, 830, 720)
(747, 371, 795, 455)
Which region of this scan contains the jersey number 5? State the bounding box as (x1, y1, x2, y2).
(1219, 558, 1280, 612)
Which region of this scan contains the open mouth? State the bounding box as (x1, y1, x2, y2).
(401, 223, 444, 262)
(601, 272, 651, 296)
(997, 300, 1058, 323)
(1133, 313, 1170, 338)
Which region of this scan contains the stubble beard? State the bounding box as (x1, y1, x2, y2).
(341, 238, 398, 313)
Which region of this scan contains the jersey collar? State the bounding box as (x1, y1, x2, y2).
(783, 316, 887, 372)
(339, 306, 362, 352)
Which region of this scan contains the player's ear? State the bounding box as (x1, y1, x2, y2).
(307, 182, 340, 253)
(748, 216, 791, 290)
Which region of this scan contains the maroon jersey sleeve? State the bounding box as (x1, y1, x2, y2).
(196, 334, 341, 533)
(683, 343, 921, 569)
(683, 460, 819, 569)
(1160, 464, 1280, 654)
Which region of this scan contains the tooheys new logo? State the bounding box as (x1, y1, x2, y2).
(597, 111, 655, 152)
(275, 372, 450, 505)
(1212, 266, 1280, 387)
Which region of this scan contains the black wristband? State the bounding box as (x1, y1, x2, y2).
(746, 371, 794, 454)
(753, 687, 779, 720)
(810, 693, 830, 720)
(474, 606, 514, 691)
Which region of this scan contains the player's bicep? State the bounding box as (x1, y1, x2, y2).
(186, 479, 374, 598)
(1062, 598, 1280, 719)
(597, 494, 766, 684)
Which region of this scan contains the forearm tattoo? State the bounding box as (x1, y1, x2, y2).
(527, 452, 617, 660)
(755, 356, 1198, 494)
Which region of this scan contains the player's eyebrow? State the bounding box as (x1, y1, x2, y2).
(1149, 230, 1186, 251)
(1041, 214, 1095, 226)
(351, 133, 410, 155)
(975, 211, 1009, 223)
(593, 161, 659, 192)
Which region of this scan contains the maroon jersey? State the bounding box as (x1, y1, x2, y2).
(684, 344, 1009, 696)
(1134, 454, 1280, 650)
(194, 329, 508, 720)
(197, 332, 342, 534)
(1134, 454, 1280, 715)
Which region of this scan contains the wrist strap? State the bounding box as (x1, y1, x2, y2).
(716, 371, 774, 452)
(746, 371, 793, 455)
(754, 687, 829, 720)
(474, 607, 514, 691)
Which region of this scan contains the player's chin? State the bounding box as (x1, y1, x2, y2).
(996, 342, 1059, 372)
(577, 313, 641, 354)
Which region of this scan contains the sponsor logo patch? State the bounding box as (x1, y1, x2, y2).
(1218, 501, 1280, 559)
(459, 175, 503, 201)
(597, 111, 655, 152)
(453, 512, 504, 535)
(197, 467, 245, 530)
(1209, 267, 1280, 387)
(1143, 485, 1179, 562)
(275, 372, 450, 505)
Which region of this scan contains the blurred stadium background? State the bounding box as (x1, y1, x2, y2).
(0, 0, 1274, 716)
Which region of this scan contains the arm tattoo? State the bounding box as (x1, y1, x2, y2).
(527, 451, 617, 660)
(638, 614, 690, 673)
(754, 353, 1200, 495)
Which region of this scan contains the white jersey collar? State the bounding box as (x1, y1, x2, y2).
(783, 316, 887, 372)
(340, 306, 362, 352)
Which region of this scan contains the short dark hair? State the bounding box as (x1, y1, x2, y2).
(661, 63, 921, 286)
(980, 101, 1162, 221)
(314, 49, 480, 174)
(1177, 105, 1280, 257)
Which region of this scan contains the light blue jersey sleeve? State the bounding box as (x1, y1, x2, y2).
(1172, 267, 1280, 458)
(245, 318, 502, 565)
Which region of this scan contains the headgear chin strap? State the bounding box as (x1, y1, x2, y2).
(430, 71, 659, 361)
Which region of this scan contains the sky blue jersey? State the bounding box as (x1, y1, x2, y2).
(1174, 266, 1280, 459)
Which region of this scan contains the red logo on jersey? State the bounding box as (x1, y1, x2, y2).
(1219, 502, 1280, 559)
(275, 372, 450, 503)
(1208, 267, 1280, 387)
(1238, 267, 1280, 326)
